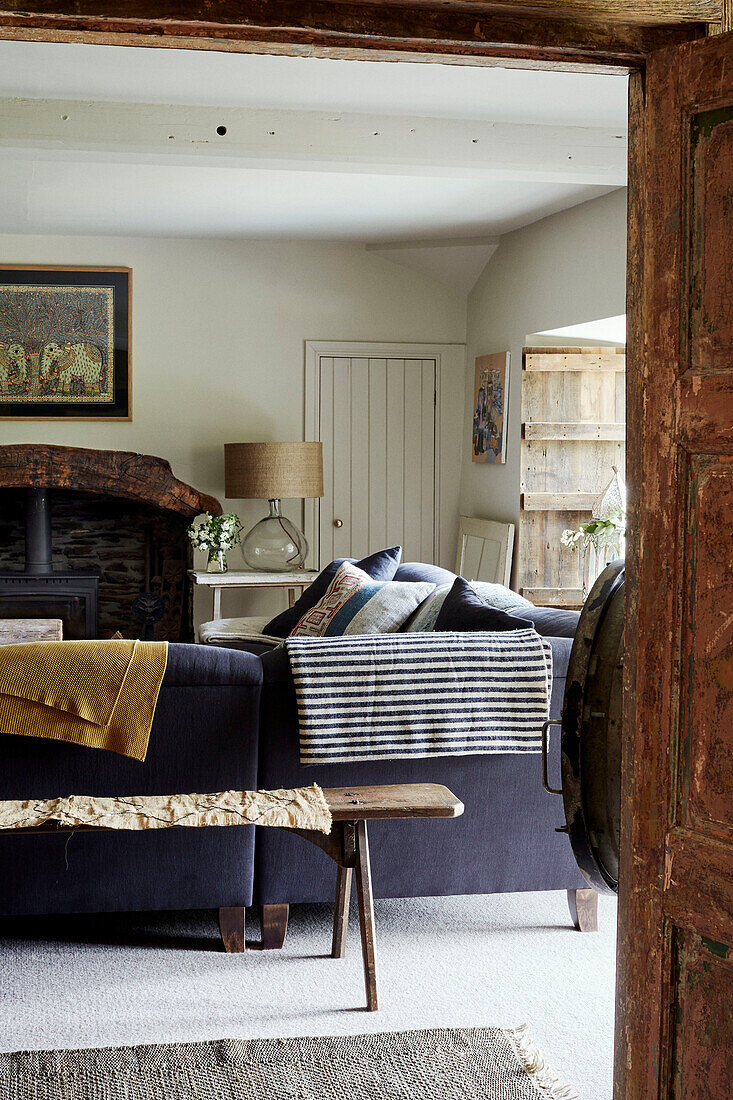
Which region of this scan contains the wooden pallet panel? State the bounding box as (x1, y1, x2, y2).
(519, 347, 626, 608)
(523, 347, 626, 371)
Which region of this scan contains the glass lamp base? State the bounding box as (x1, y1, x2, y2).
(241, 500, 308, 572)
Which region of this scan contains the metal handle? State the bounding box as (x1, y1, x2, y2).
(541, 719, 563, 795)
(334, 518, 344, 528)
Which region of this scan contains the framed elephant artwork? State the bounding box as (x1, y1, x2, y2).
(0, 266, 131, 420)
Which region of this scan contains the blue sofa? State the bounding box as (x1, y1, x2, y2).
(0, 644, 261, 919)
(0, 563, 587, 945)
(253, 562, 585, 941)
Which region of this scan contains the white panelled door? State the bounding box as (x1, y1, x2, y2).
(306, 348, 438, 567)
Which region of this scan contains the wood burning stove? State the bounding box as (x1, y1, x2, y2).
(0, 487, 100, 639)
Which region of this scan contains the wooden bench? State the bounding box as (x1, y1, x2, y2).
(5, 782, 463, 1012)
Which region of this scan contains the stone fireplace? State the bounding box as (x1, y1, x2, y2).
(0, 445, 221, 640)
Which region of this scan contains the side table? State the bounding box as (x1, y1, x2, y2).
(189, 570, 318, 620)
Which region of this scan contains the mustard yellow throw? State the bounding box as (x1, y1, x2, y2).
(0, 640, 168, 762)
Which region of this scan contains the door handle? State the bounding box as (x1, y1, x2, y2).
(334, 518, 344, 528)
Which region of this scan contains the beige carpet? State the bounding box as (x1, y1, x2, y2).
(0, 892, 617, 1098)
(0, 1028, 578, 1099)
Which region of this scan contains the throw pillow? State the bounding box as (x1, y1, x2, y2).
(434, 576, 533, 632)
(263, 545, 402, 637)
(402, 584, 452, 632)
(470, 581, 534, 611)
(290, 561, 435, 638)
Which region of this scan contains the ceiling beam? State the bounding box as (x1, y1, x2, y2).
(354, 1, 722, 24)
(0, 98, 628, 186)
(0, 2, 706, 71)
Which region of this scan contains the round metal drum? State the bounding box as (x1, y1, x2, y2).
(560, 561, 624, 895)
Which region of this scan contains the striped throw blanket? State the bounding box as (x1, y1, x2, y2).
(286, 630, 553, 765)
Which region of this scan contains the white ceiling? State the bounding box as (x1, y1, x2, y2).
(0, 42, 628, 288)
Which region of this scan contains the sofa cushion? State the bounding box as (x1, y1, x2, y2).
(434, 577, 533, 633)
(290, 561, 435, 638)
(263, 545, 402, 637)
(402, 583, 452, 632)
(394, 562, 456, 586)
(403, 579, 533, 632)
(510, 605, 581, 639)
(471, 582, 534, 611)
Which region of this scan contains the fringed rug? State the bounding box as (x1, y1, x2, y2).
(0, 1027, 578, 1099)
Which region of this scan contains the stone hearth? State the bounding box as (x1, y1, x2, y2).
(0, 445, 221, 640)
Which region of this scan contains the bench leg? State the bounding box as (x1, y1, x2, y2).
(260, 903, 289, 949)
(567, 888, 599, 932)
(218, 906, 246, 953)
(332, 864, 353, 959)
(354, 820, 379, 1011)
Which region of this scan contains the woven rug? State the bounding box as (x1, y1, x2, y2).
(0, 1027, 578, 1099)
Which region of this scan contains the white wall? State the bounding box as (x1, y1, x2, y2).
(459, 189, 627, 541)
(0, 234, 466, 622)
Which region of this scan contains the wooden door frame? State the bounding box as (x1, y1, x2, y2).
(1, 8, 730, 1099)
(0, 4, 711, 70)
(304, 340, 465, 571)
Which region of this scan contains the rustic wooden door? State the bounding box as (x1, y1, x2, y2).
(617, 35, 733, 1099)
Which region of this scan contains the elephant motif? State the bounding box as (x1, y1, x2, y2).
(0, 343, 29, 387)
(40, 342, 104, 391)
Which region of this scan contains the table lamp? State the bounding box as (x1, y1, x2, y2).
(224, 441, 324, 571)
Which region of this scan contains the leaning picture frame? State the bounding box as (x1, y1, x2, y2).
(0, 265, 131, 421)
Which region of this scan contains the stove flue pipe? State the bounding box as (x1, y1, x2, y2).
(25, 487, 53, 575)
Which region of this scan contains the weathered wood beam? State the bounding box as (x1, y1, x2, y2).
(0, 2, 707, 69)
(329, 0, 720, 23)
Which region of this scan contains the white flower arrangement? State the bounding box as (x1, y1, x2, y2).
(187, 512, 242, 554)
(560, 511, 625, 553)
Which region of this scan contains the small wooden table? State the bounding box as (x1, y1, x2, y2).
(189, 570, 318, 620)
(5, 782, 463, 1012)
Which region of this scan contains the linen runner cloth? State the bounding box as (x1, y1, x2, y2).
(286, 630, 553, 765)
(0, 640, 168, 762)
(0, 784, 332, 835)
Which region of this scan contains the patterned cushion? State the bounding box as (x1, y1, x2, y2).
(290, 561, 435, 638)
(263, 546, 402, 637)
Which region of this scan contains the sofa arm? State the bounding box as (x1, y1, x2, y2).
(0, 642, 263, 801)
(163, 642, 263, 687)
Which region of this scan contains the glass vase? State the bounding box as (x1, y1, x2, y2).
(581, 532, 623, 599)
(206, 548, 227, 574)
(241, 499, 308, 572)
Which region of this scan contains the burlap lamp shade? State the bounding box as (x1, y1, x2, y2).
(224, 442, 323, 500)
(224, 442, 323, 572)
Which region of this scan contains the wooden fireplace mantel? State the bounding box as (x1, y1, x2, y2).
(0, 445, 221, 519)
